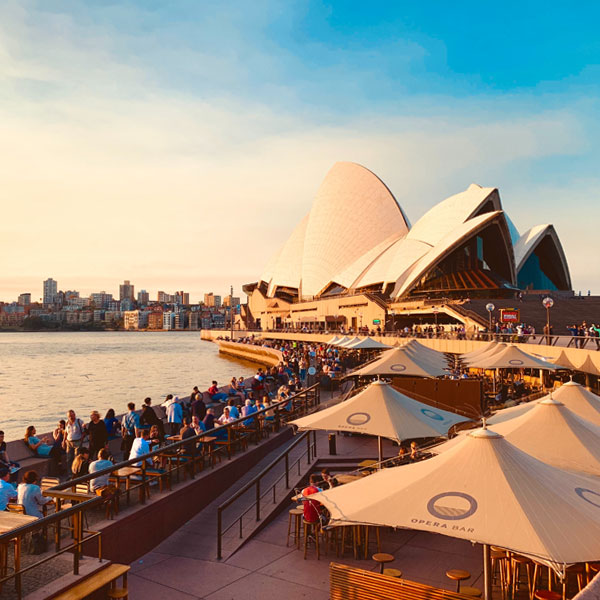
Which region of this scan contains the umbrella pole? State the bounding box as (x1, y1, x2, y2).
(483, 543, 492, 600)
(378, 436, 383, 468)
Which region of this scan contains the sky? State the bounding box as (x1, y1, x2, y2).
(1, 0, 599, 303)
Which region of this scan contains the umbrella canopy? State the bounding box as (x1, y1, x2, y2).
(350, 347, 447, 378)
(470, 344, 558, 370)
(338, 336, 362, 347)
(446, 398, 600, 477)
(553, 381, 600, 425)
(488, 383, 600, 427)
(345, 337, 392, 350)
(332, 336, 351, 346)
(290, 380, 468, 442)
(464, 343, 507, 367)
(310, 427, 600, 570)
(326, 335, 342, 345)
(396, 339, 450, 370)
(461, 341, 499, 361)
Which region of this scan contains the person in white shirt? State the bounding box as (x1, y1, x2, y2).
(129, 430, 152, 467)
(89, 448, 115, 492)
(17, 470, 53, 518)
(0, 466, 16, 511)
(217, 407, 235, 425)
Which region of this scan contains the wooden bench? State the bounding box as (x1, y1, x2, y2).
(330, 562, 479, 600)
(52, 563, 129, 599)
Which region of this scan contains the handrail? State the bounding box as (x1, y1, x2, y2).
(50, 383, 321, 494)
(216, 429, 317, 559)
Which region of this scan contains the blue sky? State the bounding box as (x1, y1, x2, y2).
(1, 0, 599, 300)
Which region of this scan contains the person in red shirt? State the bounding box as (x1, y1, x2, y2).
(302, 474, 323, 523)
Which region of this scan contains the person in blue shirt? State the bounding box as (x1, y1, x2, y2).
(121, 403, 140, 458)
(17, 470, 52, 518)
(103, 409, 120, 439)
(24, 426, 61, 474)
(0, 466, 16, 511)
(227, 398, 240, 420)
(242, 400, 258, 427)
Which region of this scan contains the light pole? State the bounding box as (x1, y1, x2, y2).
(486, 303, 495, 340)
(390, 309, 395, 335)
(230, 285, 234, 340)
(543, 297, 554, 346)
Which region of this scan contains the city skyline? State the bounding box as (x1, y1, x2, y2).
(2, 2, 600, 298)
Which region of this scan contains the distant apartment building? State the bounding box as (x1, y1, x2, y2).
(18, 293, 31, 306)
(43, 278, 58, 306)
(157, 291, 174, 304)
(68, 297, 90, 308)
(137, 289, 150, 306)
(90, 292, 113, 309)
(119, 280, 135, 302)
(204, 293, 221, 308)
(120, 298, 135, 311)
(124, 310, 148, 330)
(147, 311, 163, 330)
(188, 311, 200, 330)
(222, 296, 240, 308)
(107, 300, 121, 312)
(175, 291, 190, 305)
(163, 311, 176, 330)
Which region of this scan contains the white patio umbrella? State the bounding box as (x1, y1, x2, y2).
(338, 336, 362, 348)
(290, 380, 469, 462)
(463, 342, 507, 367)
(309, 426, 600, 598)
(396, 339, 450, 370)
(552, 381, 600, 425)
(332, 336, 351, 346)
(350, 347, 447, 378)
(326, 335, 342, 345)
(441, 398, 600, 477)
(461, 341, 499, 362)
(470, 344, 558, 370)
(345, 337, 392, 350)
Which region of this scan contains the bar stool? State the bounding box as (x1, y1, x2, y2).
(534, 591, 561, 600)
(460, 587, 482, 597)
(566, 564, 586, 593)
(383, 568, 402, 578)
(303, 519, 321, 560)
(446, 569, 471, 593)
(286, 508, 303, 548)
(108, 588, 128, 600)
(363, 525, 381, 559)
(372, 553, 394, 574)
(511, 555, 535, 600)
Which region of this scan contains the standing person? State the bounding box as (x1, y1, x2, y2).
(191, 392, 207, 421)
(104, 409, 120, 440)
(121, 402, 140, 458)
(166, 396, 183, 436)
(87, 411, 108, 459)
(65, 410, 86, 472)
(0, 465, 16, 510)
(140, 398, 164, 441)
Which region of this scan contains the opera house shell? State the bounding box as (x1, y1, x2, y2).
(245, 162, 571, 326)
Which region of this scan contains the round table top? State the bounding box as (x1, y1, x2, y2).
(289, 508, 303, 515)
(372, 553, 394, 563)
(383, 568, 403, 578)
(446, 569, 471, 580)
(534, 591, 562, 600)
(460, 586, 482, 597)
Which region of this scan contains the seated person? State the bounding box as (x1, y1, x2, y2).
(207, 381, 229, 403)
(129, 429, 152, 467)
(320, 467, 338, 489)
(227, 398, 240, 420)
(203, 408, 217, 432)
(89, 448, 115, 494)
(0, 465, 16, 511)
(180, 420, 198, 457)
(0, 430, 20, 482)
(242, 399, 258, 427)
(24, 425, 61, 474)
(17, 470, 53, 518)
(301, 474, 324, 524)
(71, 447, 91, 479)
(191, 415, 206, 436)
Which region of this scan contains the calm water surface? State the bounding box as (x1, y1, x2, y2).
(0, 331, 258, 440)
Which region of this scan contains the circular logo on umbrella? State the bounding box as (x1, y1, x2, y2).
(508, 359, 524, 366)
(575, 487, 600, 508)
(390, 364, 407, 372)
(346, 412, 371, 426)
(421, 408, 444, 421)
(427, 492, 478, 520)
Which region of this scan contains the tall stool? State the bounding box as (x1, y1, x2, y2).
(286, 508, 303, 548)
(534, 591, 561, 600)
(383, 568, 403, 578)
(372, 553, 394, 574)
(446, 569, 471, 593)
(511, 555, 535, 600)
(303, 519, 321, 560)
(363, 525, 381, 559)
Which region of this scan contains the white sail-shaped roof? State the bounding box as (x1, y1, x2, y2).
(299, 162, 410, 297)
(393, 211, 516, 298)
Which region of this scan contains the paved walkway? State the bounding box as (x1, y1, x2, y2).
(127, 431, 486, 599)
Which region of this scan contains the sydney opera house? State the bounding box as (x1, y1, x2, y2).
(243, 162, 571, 331)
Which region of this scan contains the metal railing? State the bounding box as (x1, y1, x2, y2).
(0, 384, 320, 598)
(216, 429, 317, 559)
(0, 497, 103, 599)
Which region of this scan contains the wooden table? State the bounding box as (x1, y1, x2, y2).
(358, 460, 378, 471)
(336, 473, 363, 485)
(42, 490, 97, 549)
(110, 467, 141, 505)
(0, 512, 37, 596)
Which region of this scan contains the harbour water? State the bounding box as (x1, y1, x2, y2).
(0, 331, 257, 441)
